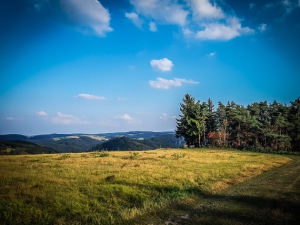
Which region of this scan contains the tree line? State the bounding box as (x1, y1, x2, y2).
(175, 94, 300, 152)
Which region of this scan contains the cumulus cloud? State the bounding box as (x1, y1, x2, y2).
(75, 94, 106, 100)
(149, 77, 199, 89)
(149, 22, 157, 32)
(129, 0, 189, 26)
(150, 58, 174, 72)
(115, 113, 133, 121)
(190, 0, 224, 20)
(125, 12, 143, 28)
(129, 0, 254, 41)
(35, 111, 48, 116)
(195, 17, 254, 41)
(52, 112, 90, 125)
(61, 0, 113, 37)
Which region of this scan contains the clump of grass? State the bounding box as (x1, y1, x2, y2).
(171, 152, 186, 160)
(122, 151, 140, 160)
(57, 153, 70, 160)
(91, 150, 110, 157)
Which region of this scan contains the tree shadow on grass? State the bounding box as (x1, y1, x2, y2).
(172, 193, 300, 225)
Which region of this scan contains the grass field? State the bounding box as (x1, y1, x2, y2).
(0, 149, 292, 224)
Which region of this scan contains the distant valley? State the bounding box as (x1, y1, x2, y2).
(0, 131, 184, 154)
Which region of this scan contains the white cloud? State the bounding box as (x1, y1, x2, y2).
(190, 0, 224, 20)
(6, 117, 16, 121)
(281, 0, 300, 14)
(208, 52, 216, 56)
(125, 12, 143, 28)
(129, 0, 189, 26)
(183, 28, 194, 37)
(60, 0, 113, 37)
(249, 3, 255, 10)
(149, 77, 199, 89)
(75, 94, 106, 100)
(118, 97, 127, 101)
(35, 111, 48, 116)
(258, 23, 267, 32)
(52, 112, 90, 125)
(115, 113, 133, 121)
(149, 22, 157, 32)
(129, 0, 254, 41)
(150, 58, 174, 72)
(160, 113, 168, 119)
(196, 17, 254, 41)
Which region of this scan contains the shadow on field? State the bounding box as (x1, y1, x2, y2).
(165, 157, 300, 225)
(176, 194, 300, 225)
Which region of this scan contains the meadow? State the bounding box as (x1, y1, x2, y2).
(0, 149, 292, 224)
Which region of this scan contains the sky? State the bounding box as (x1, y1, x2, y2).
(0, 0, 299, 135)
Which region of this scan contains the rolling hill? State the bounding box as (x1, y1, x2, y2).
(90, 134, 184, 151)
(0, 140, 57, 155)
(0, 132, 182, 153)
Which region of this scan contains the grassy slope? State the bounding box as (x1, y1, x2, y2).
(0, 149, 292, 224)
(144, 156, 300, 225)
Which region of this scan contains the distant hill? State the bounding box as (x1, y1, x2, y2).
(90, 134, 184, 151)
(90, 136, 155, 151)
(38, 136, 106, 153)
(0, 140, 57, 155)
(0, 131, 182, 153)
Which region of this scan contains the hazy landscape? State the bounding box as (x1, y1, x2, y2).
(1, 0, 300, 224)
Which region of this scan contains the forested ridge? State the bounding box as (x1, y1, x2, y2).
(176, 94, 300, 152)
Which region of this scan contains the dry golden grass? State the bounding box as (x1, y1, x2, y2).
(0, 149, 291, 224)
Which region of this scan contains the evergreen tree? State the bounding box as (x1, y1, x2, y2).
(175, 94, 204, 147)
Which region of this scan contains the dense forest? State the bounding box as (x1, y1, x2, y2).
(0, 141, 57, 155)
(176, 94, 300, 152)
(90, 134, 184, 151)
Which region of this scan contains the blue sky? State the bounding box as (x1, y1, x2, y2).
(1, 0, 299, 135)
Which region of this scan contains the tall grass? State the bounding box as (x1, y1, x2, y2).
(0, 149, 290, 224)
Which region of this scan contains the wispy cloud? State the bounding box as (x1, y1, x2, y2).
(150, 58, 174, 72)
(258, 23, 267, 32)
(61, 0, 113, 37)
(160, 113, 168, 119)
(149, 77, 199, 89)
(75, 94, 106, 100)
(35, 111, 48, 116)
(208, 52, 216, 57)
(281, 0, 300, 14)
(125, 12, 143, 29)
(115, 113, 133, 121)
(129, 0, 188, 26)
(149, 22, 157, 32)
(52, 112, 90, 125)
(6, 117, 17, 121)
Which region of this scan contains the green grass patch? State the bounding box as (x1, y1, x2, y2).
(0, 149, 291, 224)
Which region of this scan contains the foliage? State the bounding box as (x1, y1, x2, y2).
(176, 94, 300, 152)
(90, 135, 183, 151)
(0, 140, 56, 155)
